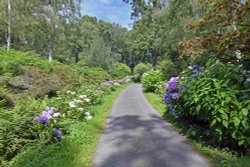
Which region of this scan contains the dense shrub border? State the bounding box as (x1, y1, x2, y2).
(163, 64, 250, 151)
(0, 50, 132, 166)
(9, 84, 131, 167)
(141, 70, 163, 92)
(144, 92, 250, 167)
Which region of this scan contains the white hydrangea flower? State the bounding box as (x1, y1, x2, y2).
(53, 112, 61, 117)
(69, 101, 76, 108)
(46, 113, 53, 120)
(66, 90, 72, 94)
(85, 98, 90, 103)
(74, 99, 83, 103)
(84, 115, 93, 121)
(79, 95, 87, 99)
(78, 108, 84, 112)
(71, 91, 76, 95)
(84, 112, 91, 116)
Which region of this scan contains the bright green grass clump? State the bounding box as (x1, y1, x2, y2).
(10, 84, 130, 167)
(144, 92, 250, 167)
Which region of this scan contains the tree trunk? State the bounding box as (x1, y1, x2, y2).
(74, 47, 79, 63)
(48, 5, 56, 62)
(49, 45, 53, 62)
(151, 48, 157, 70)
(7, 0, 11, 50)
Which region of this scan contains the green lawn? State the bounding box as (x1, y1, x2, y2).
(10, 84, 131, 167)
(144, 92, 250, 167)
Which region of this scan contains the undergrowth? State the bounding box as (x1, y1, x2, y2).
(9, 84, 131, 167)
(144, 92, 250, 167)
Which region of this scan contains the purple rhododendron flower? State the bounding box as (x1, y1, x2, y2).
(169, 77, 179, 83)
(164, 93, 171, 104)
(53, 112, 61, 118)
(171, 93, 179, 99)
(46, 107, 54, 115)
(39, 115, 49, 124)
(41, 112, 52, 120)
(33, 116, 40, 121)
(53, 128, 62, 137)
(193, 65, 200, 70)
(33, 107, 57, 124)
(192, 65, 201, 73)
(166, 82, 177, 91)
(180, 86, 185, 92)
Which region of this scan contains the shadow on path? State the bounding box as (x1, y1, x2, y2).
(93, 85, 210, 167)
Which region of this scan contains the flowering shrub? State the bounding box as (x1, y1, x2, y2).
(154, 81, 166, 96)
(103, 76, 131, 86)
(141, 70, 163, 92)
(133, 63, 152, 82)
(33, 107, 63, 139)
(84, 112, 93, 121)
(110, 63, 131, 79)
(165, 64, 250, 151)
(0, 50, 131, 165)
(164, 77, 184, 116)
(158, 60, 178, 80)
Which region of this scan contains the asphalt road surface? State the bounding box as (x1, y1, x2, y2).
(93, 84, 210, 167)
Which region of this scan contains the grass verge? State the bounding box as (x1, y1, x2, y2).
(144, 92, 250, 167)
(10, 84, 131, 167)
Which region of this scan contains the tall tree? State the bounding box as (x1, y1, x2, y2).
(124, 0, 165, 69)
(6, 0, 11, 50)
(0, 0, 81, 61)
(178, 0, 250, 62)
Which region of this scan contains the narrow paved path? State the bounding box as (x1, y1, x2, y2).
(93, 84, 210, 167)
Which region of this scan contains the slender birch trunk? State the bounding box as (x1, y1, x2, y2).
(7, 0, 11, 50)
(49, 46, 53, 62)
(48, 5, 55, 62)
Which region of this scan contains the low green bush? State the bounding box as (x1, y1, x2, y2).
(164, 63, 250, 152)
(141, 70, 163, 92)
(0, 49, 59, 76)
(71, 66, 111, 84)
(0, 49, 131, 166)
(133, 63, 152, 82)
(157, 59, 178, 80)
(0, 80, 122, 165)
(109, 63, 131, 79)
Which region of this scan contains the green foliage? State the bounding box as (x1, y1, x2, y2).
(0, 78, 127, 165)
(157, 59, 178, 80)
(0, 99, 46, 163)
(144, 91, 250, 167)
(0, 49, 59, 76)
(133, 63, 151, 82)
(0, 49, 131, 165)
(188, 53, 216, 68)
(110, 63, 131, 79)
(141, 70, 163, 92)
(175, 63, 250, 150)
(154, 81, 166, 97)
(70, 66, 111, 84)
(0, 50, 113, 105)
(8, 84, 130, 167)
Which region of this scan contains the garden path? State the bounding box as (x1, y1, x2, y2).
(93, 84, 210, 167)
